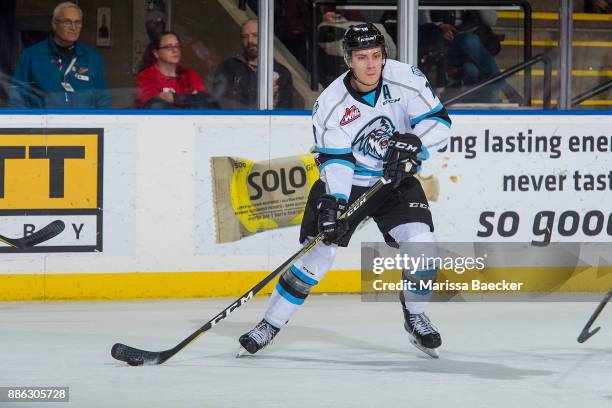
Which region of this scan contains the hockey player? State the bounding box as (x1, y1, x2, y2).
(238, 23, 451, 358)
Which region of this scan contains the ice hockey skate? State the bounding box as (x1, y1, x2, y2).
(400, 292, 441, 358)
(236, 319, 280, 357)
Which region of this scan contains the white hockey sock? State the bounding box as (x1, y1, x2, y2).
(389, 223, 438, 315)
(263, 242, 336, 328)
(264, 287, 300, 328)
(402, 267, 436, 314)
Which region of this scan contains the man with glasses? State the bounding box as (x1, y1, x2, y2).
(9, 2, 111, 109)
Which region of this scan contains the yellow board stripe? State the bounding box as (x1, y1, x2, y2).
(573, 41, 612, 47)
(510, 69, 612, 77)
(502, 40, 612, 47)
(1, 267, 611, 301)
(497, 11, 612, 21)
(570, 70, 612, 76)
(0, 271, 361, 301)
(573, 100, 612, 106)
(531, 99, 612, 106)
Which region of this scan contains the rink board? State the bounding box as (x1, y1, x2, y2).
(0, 111, 610, 300)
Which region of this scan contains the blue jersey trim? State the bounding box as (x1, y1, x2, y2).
(290, 265, 319, 286)
(410, 103, 443, 126)
(318, 159, 356, 172)
(421, 116, 452, 128)
(275, 282, 305, 305)
(362, 91, 376, 107)
(314, 147, 353, 155)
(332, 192, 349, 202)
(354, 165, 384, 176)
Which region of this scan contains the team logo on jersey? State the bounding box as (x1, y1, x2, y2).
(340, 105, 361, 126)
(352, 116, 396, 160)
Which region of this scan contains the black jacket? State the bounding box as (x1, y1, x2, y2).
(212, 56, 293, 109)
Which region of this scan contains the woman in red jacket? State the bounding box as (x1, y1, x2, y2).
(135, 31, 213, 109)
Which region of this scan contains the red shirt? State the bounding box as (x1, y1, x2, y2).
(135, 64, 207, 108)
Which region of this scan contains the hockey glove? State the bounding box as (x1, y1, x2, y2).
(316, 194, 350, 245)
(383, 132, 428, 188)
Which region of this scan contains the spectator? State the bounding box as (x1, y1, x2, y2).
(317, 11, 397, 87)
(213, 19, 293, 109)
(8, 2, 110, 109)
(135, 31, 214, 109)
(137, 8, 220, 87)
(423, 10, 520, 103)
(417, 21, 449, 92)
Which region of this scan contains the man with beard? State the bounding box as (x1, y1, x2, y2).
(212, 19, 292, 109)
(238, 23, 451, 359)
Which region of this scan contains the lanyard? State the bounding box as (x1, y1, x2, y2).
(60, 57, 77, 102)
(62, 57, 77, 81)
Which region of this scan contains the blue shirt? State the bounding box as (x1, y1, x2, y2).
(8, 37, 111, 109)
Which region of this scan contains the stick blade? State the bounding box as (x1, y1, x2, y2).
(22, 220, 66, 248)
(111, 343, 162, 366)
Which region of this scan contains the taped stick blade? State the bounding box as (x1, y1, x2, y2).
(22, 220, 65, 247)
(111, 343, 162, 365)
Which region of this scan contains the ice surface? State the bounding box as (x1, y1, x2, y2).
(1, 296, 610, 407)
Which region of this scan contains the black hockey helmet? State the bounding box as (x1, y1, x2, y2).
(342, 23, 386, 64)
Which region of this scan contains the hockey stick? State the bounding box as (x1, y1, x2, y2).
(0, 220, 65, 249)
(111, 178, 391, 366)
(577, 289, 612, 343)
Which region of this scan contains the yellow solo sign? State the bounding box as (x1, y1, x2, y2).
(211, 154, 318, 243)
(210, 154, 441, 243)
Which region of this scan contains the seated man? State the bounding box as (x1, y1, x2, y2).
(212, 19, 293, 109)
(9, 1, 110, 109)
(423, 10, 519, 103)
(135, 31, 214, 109)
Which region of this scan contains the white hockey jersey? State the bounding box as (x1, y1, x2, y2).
(312, 59, 451, 201)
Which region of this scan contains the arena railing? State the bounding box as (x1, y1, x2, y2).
(572, 79, 612, 107)
(443, 53, 552, 110)
(311, 0, 534, 106)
